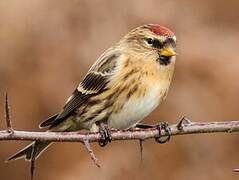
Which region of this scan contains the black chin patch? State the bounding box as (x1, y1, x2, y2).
(158, 56, 171, 66)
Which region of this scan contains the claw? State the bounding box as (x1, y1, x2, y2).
(98, 123, 112, 147)
(135, 122, 171, 143)
(155, 122, 171, 143)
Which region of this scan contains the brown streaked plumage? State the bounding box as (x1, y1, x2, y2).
(7, 24, 177, 161)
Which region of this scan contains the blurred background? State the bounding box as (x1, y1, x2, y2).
(0, 0, 239, 179)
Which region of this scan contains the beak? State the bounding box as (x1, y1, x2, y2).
(160, 47, 176, 57)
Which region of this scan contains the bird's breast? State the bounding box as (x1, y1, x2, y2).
(108, 84, 167, 129)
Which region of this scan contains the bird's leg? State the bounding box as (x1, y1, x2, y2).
(135, 122, 171, 143)
(98, 122, 112, 147)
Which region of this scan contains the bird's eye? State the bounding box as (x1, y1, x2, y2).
(146, 38, 163, 49)
(146, 38, 153, 45)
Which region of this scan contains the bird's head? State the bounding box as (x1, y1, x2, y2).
(119, 24, 176, 66)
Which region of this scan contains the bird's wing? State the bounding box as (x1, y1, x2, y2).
(39, 51, 120, 128)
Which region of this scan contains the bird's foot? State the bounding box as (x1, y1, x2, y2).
(155, 122, 171, 143)
(135, 122, 171, 143)
(98, 123, 112, 147)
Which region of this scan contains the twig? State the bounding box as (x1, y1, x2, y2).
(83, 139, 100, 168)
(4, 93, 13, 134)
(1, 121, 239, 143)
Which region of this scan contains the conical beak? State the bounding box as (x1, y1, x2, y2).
(160, 47, 176, 57)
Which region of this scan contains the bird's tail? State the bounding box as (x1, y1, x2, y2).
(6, 141, 51, 162)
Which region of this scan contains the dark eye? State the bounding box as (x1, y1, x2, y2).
(146, 38, 153, 44)
(146, 38, 163, 49)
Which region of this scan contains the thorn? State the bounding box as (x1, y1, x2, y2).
(139, 139, 144, 163)
(176, 116, 192, 131)
(176, 118, 184, 131)
(30, 158, 35, 180)
(30, 142, 36, 180)
(5, 93, 14, 134)
(83, 140, 101, 168)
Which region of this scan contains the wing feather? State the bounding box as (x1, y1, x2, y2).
(40, 50, 120, 128)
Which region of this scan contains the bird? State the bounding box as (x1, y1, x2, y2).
(6, 24, 177, 162)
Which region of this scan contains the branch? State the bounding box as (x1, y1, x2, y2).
(1, 120, 239, 142)
(2, 95, 239, 178)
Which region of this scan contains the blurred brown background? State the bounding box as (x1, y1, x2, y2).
(0, 0, 239, 180)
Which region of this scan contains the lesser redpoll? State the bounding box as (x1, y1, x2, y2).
(7, 24, 176, 161)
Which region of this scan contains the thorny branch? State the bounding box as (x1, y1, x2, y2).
(2, 94, 239, 178)
(2, 94, 239, 144)
(1, 120, 239, 143)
